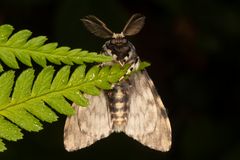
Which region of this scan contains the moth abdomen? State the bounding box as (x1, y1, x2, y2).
(107, 84, 130, 132)
(111, 109, 128, 132)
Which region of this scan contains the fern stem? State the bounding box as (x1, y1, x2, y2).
(1, 80, 91, 111)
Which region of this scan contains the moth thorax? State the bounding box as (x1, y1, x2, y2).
(107, 83, 129, 132)
(104, 40, 130, 63)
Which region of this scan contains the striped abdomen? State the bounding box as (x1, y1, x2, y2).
(106, 82, 130, 132)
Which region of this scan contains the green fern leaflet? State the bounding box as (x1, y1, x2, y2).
(0, 64, 130, 152)
(0, 24, 112, 69)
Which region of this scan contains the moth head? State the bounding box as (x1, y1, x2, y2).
(81, 13, 145, 65)
(110, 33, 127, 46)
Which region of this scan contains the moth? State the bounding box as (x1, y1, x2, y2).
(64, 13, 172, 152)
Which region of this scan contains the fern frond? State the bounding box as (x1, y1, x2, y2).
(0, 64, 129, 151)
(0, 138, 6, 152)
(138, 61, 151, 71)
(0, 64, 3, 72)
(0, 24, 112, 69)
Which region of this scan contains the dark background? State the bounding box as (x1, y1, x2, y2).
(0, 0, 239, 159)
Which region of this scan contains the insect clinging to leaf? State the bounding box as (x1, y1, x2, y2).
(64, 13, 172, 152)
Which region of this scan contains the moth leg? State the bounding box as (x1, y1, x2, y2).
(126, 56, 140, 75)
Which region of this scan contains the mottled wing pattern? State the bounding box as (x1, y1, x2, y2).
(125, 71, 172, 151)
(64, 92, 112, 151)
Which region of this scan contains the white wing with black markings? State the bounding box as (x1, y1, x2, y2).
(124, 71, 172, 151)
(64, 92, 112, 151)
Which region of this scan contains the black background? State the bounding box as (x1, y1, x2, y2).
(0, 0, 239, 160)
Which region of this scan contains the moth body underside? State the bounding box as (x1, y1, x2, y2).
(64, 13, 172, 152)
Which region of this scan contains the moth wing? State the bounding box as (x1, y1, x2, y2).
(64, 92, 112, 151)
(124, 71, 172, 151)
(81, 15, 113, 39)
